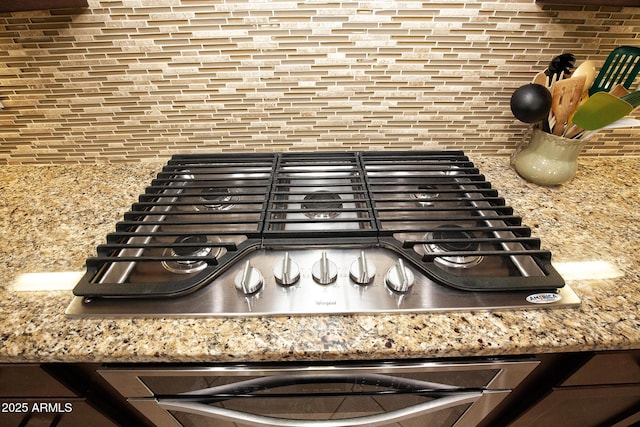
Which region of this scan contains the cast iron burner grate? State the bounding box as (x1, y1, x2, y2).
(263, 152, 377, 245)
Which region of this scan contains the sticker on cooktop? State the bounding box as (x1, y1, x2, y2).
(526, 293, 562, 304)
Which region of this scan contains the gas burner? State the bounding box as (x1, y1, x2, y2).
(197, 187, 238, 211)
(411, 185, 439, 206)
(161, 235, 220, 274)
(301, 191, 343, 219)
(424, 225, 483, 269)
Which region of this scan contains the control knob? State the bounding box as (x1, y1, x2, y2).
(349, 251, 376, 285)
(312, 252, 338, 285)
(234, 261, 263, 295)
(385, 258, 414, 293)
(273, 252, 300, 286)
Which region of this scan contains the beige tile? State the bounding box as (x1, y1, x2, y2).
(0, 1, 638, 164)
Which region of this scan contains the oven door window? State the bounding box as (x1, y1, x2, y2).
(153, 373, 484, 427)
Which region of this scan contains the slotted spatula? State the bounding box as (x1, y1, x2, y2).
(589, 46, 640, 95)
(551, 76, 585, 136)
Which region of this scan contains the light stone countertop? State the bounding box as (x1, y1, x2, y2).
(0, 155, 638, 363)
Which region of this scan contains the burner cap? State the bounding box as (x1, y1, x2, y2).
(301, 191, 343, 219)
(411, 184, 439, 206)
(161, 235, 221, 274)
(424, 226, 483, 269)
(198, 187, 238, 211)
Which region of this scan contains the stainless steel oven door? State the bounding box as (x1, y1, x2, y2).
(99, 359, 538, 427)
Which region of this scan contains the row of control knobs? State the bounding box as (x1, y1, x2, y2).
(234, 251, 415, 295)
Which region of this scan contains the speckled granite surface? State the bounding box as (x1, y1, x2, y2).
(1, 155, 638, 363)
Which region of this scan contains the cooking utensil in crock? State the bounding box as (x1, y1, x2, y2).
(620, 90, 640, 107)
(589, 46, 640, 96)
(600, 117, 640, 129)
(572, 92, 633, 131)
(608, 84, 630, 98)
(547, 71, 564, 90)
(551, 76, 585, 135)
(510, 83, 552, 124)
(545, 53, 576, 80)
(580, 117, 640, 141)
(532, 72, 547, 86)
(567, 85, 634, 137)
(572, 60, 596, 94)
(568, 117, 640, 140)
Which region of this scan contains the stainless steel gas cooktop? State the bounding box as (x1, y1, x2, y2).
(66, 151, 579, 317)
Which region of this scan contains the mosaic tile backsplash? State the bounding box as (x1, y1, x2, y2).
(1, 0, 639, 164)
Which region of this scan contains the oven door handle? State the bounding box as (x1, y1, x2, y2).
(178, 372, 474, 396)
(158, 391, 482, 427)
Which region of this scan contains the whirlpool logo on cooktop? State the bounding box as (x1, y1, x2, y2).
(315, 299, 338, 306)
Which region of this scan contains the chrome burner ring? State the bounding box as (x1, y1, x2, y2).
(161, 235, 222, 274)
(424, 226, 483, 269)
(197, 187, 239, 211)
(411, 184, 439, 207)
